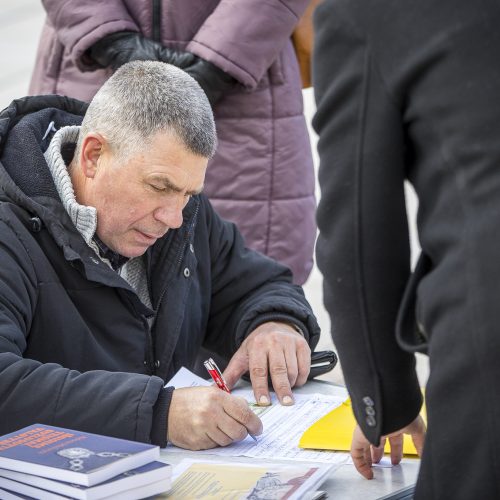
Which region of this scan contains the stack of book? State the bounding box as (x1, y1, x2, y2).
(0, 424, 171, 499)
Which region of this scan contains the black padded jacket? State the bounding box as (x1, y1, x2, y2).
(0, 95, 320, 445)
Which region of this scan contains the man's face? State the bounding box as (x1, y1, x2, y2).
(80, 132, 207, 258)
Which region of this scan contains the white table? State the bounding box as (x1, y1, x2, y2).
(160, 378, 420, 499)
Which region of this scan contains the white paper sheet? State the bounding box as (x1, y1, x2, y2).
(165, 366, 210, 388)
(164, 367, 350, 465)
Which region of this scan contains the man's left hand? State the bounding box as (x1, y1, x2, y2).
(223, 322, 311, 406)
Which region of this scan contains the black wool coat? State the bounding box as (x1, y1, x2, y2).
(314, 0, 500, 497)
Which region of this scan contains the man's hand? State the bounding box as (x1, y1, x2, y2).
(167, 386, 262, 450)
(351, 415, 426, 479)
(223, 322, 311, 406)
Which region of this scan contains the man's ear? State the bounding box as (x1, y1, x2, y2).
(79, 132, 107, 179)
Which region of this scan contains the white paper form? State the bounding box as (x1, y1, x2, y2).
(164, 367, 350, 465)
(165, 366, 210, 388)
(192, 389, 349, 465)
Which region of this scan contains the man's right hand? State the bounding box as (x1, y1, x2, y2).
(167, 386, 263, 450)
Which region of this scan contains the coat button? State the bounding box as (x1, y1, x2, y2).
(155, 360, 161, 368)
(29, 216, 42, 232)
(183, 267, 190, 278)
(189, 243, 194, 253)
(366, 415, 376, 427)
(363, 396, 374, 406)
(90, 256, 100, 265)
(365, 406, 376, 416)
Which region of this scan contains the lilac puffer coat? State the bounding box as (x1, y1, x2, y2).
(30, 0, 316, 284)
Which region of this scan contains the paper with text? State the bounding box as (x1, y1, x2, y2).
(164, 459, 333, 499)
(164, 367, 349, 465)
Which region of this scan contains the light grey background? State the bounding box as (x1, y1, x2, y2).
(0, 0, 429, 387)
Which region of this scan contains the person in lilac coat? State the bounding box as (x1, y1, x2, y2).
(29, 0, 316, 285)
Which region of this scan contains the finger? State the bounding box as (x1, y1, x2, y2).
(364, 445, 373, 469)
(388, 434, 404, 465)
(351, 427, 374, 480)
(408, 415, 426, 457)
(248, 343, 272, 406)
(371, 438, 385, 463)
(351, 443, 374, 480)
(223, 349, 249, 390)
(213, 412, 251, 444)
(204, 428, 232, 448)
(411, 429, 426, 457)
(268, 346, 294, 405)
(283, 341, 299, 387)
(224, 396, 263, 437)
(295, 339, 311, 387)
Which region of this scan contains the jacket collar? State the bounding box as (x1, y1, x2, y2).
(0, 95, 201, 291)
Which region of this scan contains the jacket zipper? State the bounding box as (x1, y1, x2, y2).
(152, 0, 162, 42)
(153, 203, 200, 326)
(142, 316, 156, 374)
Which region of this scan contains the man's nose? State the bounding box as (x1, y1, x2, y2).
(153, 201, 184, 229)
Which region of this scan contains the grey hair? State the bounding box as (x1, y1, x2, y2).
(75, 60, 217, 162)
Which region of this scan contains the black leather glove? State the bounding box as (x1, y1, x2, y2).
(88, 32, 196, 71)
(179, 56, 237, 106)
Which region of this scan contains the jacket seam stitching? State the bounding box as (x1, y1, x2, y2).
(354, 46, 383, 434)
(263, 80, 276, 255)
(214, 113, 307, 120)
(275, 0, 300, 18)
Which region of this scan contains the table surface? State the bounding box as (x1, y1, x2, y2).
(160, 379, 420, 499)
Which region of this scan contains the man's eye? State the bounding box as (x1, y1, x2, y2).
(151, 185, 166, 192)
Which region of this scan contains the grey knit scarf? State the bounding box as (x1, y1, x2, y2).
(44, 126, 153, 310)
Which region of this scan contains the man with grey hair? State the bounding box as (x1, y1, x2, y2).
(0, 61, 320, 449)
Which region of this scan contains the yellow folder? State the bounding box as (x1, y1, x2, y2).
(299, 396, 426, 455)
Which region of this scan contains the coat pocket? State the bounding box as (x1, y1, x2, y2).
(396, 252, 432, 354)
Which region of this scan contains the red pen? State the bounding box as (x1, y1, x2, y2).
(203, 357, 230, 393)
(203, 357, 258, 442)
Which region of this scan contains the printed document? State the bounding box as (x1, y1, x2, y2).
(164, 458, 333, 499)
(164, 367, 350, 465)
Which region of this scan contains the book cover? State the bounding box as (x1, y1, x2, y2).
(169, 459, 333, 500)
(0, 475, 172, 500)
(0, 477, 67, 499)
(0, 424, 159, 487)
(0, 487, 36, 500)
(0, 461, 171, 500)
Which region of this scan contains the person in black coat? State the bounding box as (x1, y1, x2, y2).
(0, 61, 320, 450)
(313, 0, 500, 497)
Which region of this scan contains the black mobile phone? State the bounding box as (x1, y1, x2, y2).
(308, 350, 338, 380)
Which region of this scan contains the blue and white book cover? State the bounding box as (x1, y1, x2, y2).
(0, 462, 171, 500)
(0, 424, 159, 486)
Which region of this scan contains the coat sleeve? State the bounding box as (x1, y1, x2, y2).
(41, 0, 139, 70)
(0, 220, 164, 442)
(312, 0, 422, 445)
(187, 0, 310, 88)
(197, 195, 320, 359)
